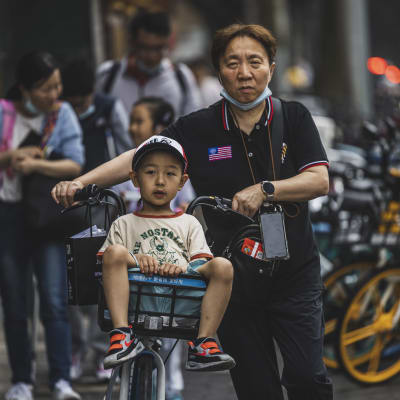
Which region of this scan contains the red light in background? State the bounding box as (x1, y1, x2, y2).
(385, 65, 400, 84)
(367, 57, 387, 75)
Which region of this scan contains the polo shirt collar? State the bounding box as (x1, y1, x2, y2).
(221, 96, 274, 132)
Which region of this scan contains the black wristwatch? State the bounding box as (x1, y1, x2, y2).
(261, 181, 275, 200)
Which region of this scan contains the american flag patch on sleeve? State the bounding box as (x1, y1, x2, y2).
(208, 146, 232, 161)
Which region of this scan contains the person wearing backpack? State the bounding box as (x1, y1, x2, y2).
(95, 9, 202, 118)
(61, 58, 132, 381)
(62, 58, 132, 174)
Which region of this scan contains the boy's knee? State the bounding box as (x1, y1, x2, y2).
(211, 257, 233, 282)
(103, 244, 128, 265)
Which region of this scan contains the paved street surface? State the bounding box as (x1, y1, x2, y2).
(0, 326, 400, 399)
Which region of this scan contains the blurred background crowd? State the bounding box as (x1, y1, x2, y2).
(1, 0, 400, 399)
(1, 0, 400, 136)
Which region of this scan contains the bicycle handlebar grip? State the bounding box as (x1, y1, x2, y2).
(220, 197, 232, 207)
(73, 184, 99, 201)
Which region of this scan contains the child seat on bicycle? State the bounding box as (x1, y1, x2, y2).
(98, 136, 236, 372)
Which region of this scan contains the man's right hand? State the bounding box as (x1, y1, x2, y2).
(51, 180, 84, 208)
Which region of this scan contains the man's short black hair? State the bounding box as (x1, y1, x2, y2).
(62, 58, 95, 97)
(129, 9, 171, 40)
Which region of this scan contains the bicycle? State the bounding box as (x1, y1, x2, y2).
(66, 189, 247, 400)
(311, 121, 399, 370)
(334, 264, 400, 384)
(331, 119, 400, 383)
(333, 200, 400, 384)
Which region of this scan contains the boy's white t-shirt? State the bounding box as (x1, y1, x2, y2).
(99, 211, 213, 269)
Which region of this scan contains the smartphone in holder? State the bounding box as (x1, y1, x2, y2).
(260, 204, 290, 261)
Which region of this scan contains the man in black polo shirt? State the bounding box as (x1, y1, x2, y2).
(53, 24, 333, 400)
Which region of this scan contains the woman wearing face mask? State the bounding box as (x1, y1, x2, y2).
(0, 51, 83, 400)
(53, 24, 333, 400)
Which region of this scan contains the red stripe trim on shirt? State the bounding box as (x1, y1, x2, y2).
(221, 100, 228, 131)
(190, 253, 213, 261)
(133, 211, 184, 218)
(265, 96, 274, 126)
(298, 161, 329, 173)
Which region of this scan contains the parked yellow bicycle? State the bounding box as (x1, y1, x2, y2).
(335, 266, 400, 384)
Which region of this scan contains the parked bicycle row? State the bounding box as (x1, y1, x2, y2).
(311, 116, 400, 384)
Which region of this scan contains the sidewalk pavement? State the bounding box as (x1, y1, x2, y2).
(1, 320, 400, 400)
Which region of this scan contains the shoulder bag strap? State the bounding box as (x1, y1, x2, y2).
(173, 63, 188, 116)
(103, 61, 122, 95)
(270, 97, 300, 218)
(41, 106, 61, 155)
(0, 100, 17, 151)
(270, 97, 283, 180)
(104, 98, 117, 159)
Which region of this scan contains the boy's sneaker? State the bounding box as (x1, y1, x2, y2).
(52, 380, 80, 400)
(186, 337, 236, 372)
(103, 327, 144, 369)
(186, 338, 236, 371)
(5, 383, 33, 400)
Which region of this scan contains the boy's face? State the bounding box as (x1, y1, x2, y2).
(129, 104, 154, 146)
(130, 151, 188, 213)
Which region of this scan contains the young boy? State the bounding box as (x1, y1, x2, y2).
(99, 135, 236, 372)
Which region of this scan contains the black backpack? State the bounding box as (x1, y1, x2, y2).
(80, 93, 116, 174)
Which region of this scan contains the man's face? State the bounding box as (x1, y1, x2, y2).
(132, 29, 169, 69)
(219, 35, 275, 104)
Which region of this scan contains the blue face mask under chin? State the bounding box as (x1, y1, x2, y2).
(220, 85, 272, 111)
(24, 98, 43, 116)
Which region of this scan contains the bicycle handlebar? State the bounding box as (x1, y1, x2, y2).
(73, 184, 100, 202)
(64, 184, 127, 216)
(186, 195, 254, 224)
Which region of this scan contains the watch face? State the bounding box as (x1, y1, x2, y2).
(262, 181, 275, 195)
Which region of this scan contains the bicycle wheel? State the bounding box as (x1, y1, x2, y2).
(130, 353, 154, 400)
(335, 267, 400, 384)
(323, 261, 375, 369)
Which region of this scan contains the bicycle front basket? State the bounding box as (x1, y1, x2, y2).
(98, 268, 207, 340)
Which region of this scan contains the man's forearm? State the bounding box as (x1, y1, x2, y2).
(272, 166, 329, 202)
(75, 149, 135, 187)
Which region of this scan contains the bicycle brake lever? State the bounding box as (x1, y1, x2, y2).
(214, 196, 230, 211)
(61, 196, 101, 214)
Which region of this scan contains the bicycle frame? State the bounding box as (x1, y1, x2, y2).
(105, 337, 167, 400)
(99, 270, 207, 400)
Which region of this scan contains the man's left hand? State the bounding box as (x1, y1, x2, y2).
(232, 183, 265, 217)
